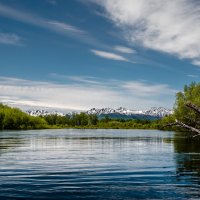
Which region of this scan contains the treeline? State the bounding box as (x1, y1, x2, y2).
(157, 82, 200, 134)
(1, 82, 199, 131)
(43, 114, 163, 129)
(0, 104, 47, 130)
(41, 112, 177, 130)
(43, 113, 98, 127)
(0, 103, 170, 130)
(0, 104, 100, 130)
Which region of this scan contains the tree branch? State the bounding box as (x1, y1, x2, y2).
(186, 102, 200, 115)
(193, 133, 200, 138)
(164, 120, 200, 135)
(175, 120, 200, 134)
(163, 102, 200, 137)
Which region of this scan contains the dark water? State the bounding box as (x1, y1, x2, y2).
(0, 129, 200, 200)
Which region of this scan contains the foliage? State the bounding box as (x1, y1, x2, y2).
(2, 82, 200, 131)
(0, 104, 47, 130)
(43, 114, 70, 126)
(1, 103, 185, 130)
(97, 118, 161, 129)
(174, 82, 200, 129)
(0, 104, 166, 130)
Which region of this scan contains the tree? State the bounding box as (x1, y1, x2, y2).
(168, 82, 200, 137)
(88, 114, 98, 125)
(0, 111, 5, 129)
(0, 104, 47, 130)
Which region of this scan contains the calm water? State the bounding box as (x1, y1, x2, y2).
(0, 129, 200, 200)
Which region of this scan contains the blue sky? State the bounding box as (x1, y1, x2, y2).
(0, 0, 200, 111)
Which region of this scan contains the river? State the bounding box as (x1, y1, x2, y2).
(0, 129, 200, 199)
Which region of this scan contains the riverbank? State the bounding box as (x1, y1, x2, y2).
(0, 103, 171, 131)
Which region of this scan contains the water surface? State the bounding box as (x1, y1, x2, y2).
(0, 129, 200, 199)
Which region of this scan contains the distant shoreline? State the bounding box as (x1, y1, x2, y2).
(0, 103, 175, 131)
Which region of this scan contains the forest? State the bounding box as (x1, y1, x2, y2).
(0, 82, 200, 132)
(0, 103, 163, 130)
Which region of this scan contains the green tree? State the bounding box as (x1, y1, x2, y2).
(163, 82, 200, 135)
(0, 104, 47, 130)
(174, 82, 200, 128)
(88, 114, 98, 125)
(0, 111, 5, 129)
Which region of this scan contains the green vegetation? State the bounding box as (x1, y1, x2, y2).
(42, 113, 98, 128)
(161, 82, 200, 134)
(0, 104, 47, 130)
(0, 103, 163, 130)
(174, 82, 200, 129)
(1, 82, 200, 131)
(42, 112, 162, 129)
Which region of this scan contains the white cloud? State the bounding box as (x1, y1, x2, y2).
(114, 45, 135, 54)
(122, 81, 177, 97)
(67, 76, 100, 85)
(0, 32, 21, 45)
(0, 3, 85, 37)
(91, 49, 128, 61)
(0, 3, 112, 50)
(91, 0, 200, 66)
(0, 76, 176, 111)
(48, 21, 85, 35)
(46, 0, 57, 5)
(187, 74, 198, 78)
(50, 73, 100, 84)
(192, 60, 200, 67)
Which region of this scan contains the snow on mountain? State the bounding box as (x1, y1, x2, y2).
(144, 107, 173, 118)
(26, 110, 65, 117)
(86, 107, 172, 118)
(87, 108, 116, 115)
(26, 107, 173, 118)
(87, 107, 143, 115)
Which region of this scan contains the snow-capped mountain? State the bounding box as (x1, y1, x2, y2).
(26, 107, 173, 119)
(86, 107, 172, 118)
(26, 110, 65, 117)
(144, 107, 173, 118)
(87, 107, 144, 115)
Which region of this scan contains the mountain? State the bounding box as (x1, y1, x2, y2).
(26, 107, 173, 120)
(26, 110, 65, 117)
(87, 107, 144, 115)
(143, 107, 173, 118)
(86, 107, 173, 120)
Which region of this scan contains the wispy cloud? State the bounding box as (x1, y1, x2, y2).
(192, 60, 200, 67)
(122, 81, 177, 97)
(0, 3, 118, 52)
(49, 73, 100, 85)
(48, 21, 85, 35)
(90, 0, 200, 66)
(114, 45, 135, 54)
(46, 0, 57, 5)
(0, 76, 176, 111)
(0, 32, 22, 45)
(0, 3, 85, 38)
(91, 49, 129, 62)
(0, 2, 138, 61)
(187, 74, 198, 78)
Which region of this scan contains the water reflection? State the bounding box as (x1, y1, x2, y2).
(0, 131, 25, 154)
(0, 129, 200, 199)
(174, 132, 200, 178)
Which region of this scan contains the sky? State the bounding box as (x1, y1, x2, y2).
(0, 0, 200, 111)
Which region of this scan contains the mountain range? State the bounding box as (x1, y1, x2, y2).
(26, 110, 65, 117)
(86, 107, 173, 120)
(26, 107, 173, 120)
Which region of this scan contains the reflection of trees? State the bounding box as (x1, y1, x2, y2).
(0, 135, 24, 155)
(174, 132, 200, 177)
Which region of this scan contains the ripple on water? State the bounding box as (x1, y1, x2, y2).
(0, 129, 200, 199)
